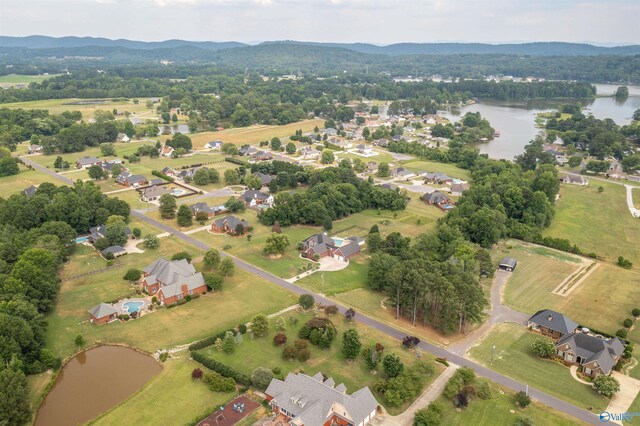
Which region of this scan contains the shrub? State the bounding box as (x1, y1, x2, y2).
(402, 335, 420, 348)
(123, 268, 142, 282)
(477, 381, 492, 400)
(275, 316, 287, 331)
(204, 371, 236, 392)
(171, 252, 192, 262)
(298, 317, 336, 348)
(74, 334, 85, 347)
(273, 333, 287, 346)
(383, 354, 404, 378)
(435, 357, 449, 367)
(272, 366, 282, 376)
(251, 314, 270, 337)
(342, 328, 362, 360)
(514, 416, 534, 426)
(298, 294, 315, 309)
(251, 367, 275, 391)
(192, 368, 203, 379)
(514, 391, 531, 408)
(345, 308, 356, 320)
(222, 331, 236, 354)
(190, 351, 251, 385)
(593, 375, 620, 397)
(624, 318, 634, 328)
(616, 328, 628, 339)
(238, 323, 247, 334)
(414, 403, 442, 426)
(324, 305, 339, 315)
(633, 308, 640, 317)
(531, 337, 556, 358)
(282, 345, 297, 360)
(159, 352, 169, 362)
(297, 347, 311, 362)
(453, 392, 469, 408)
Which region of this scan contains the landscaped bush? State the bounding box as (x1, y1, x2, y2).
(324, 305, 339, 315)
(381, 361, 433, 407)
(514, 391, 531, 408)
(443, 367, 476, 399)
(251, 314, 270, 337)
(188, 329, 236, 351)
(514, 416, 534, 426)
(203, 371, 236, 392)
(402, 335, 420, 348)
(633, 308, 640, 317)
(616, 328, 628, 338)
(298, 294, 315, 309)
(190, 351, 251, 386)
(435, 357, 449, 367)
(238, 323, 247, 334)
(477, 381, 492, 400)
(594, 375, 620, 397)
(623, 318, 634, 328)
(273, 333, 287, 346)
(345, 308, 356, 320)
(414, 403, 442, 426)
(123, 268, 142, 282)
(74, 334, 85, 347)
(531, 337, 556, 358)
(159, 352, 169, 362)
(282, 340, 311, 362)
(192, 368, 203, 379)
(298, 317, 336, 348)
(251, 367, 275, 391)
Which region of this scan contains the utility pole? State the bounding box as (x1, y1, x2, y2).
(491, 344, 496, 365)
(321, 273, 325, 294)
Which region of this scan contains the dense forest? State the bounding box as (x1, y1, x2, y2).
(0, 182, 130, 425)
(0, 42, 639, 82)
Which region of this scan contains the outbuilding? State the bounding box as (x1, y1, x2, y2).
(499, 257, 518, 272)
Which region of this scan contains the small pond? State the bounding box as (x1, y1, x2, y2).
(35, 345, 161, 426)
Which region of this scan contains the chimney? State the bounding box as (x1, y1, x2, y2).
(181, 284, 188, 295)
(547, 315, 553, 322)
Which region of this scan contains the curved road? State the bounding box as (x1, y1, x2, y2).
(28, 159, 600, 425)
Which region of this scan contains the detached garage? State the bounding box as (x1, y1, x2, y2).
(499, 257, 518, 272)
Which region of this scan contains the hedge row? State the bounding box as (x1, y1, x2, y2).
(225, 157, 250, 166)
(188, 328, 237, 351)
(190, 351, 251, 386)
(151, 170, 174, 182)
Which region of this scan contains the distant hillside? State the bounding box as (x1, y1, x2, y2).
(0, 35, 245, 51)
(1, 36, 639, 56)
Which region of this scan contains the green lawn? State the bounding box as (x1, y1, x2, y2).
(296, 256, 369, 295)
(337, 150, 397, 165)
(469, 323, 609, 412)
(90, 357, 234, 426)
(0, 74, 60, 85)
(494, 240, 585, 315)
(624, 392, 640, 425)
(0, 168, 70, 196)
(2, 97, 155, 119)
(45, 236, 296, 360)
(434, 378, 585, 426)
(196, 310, 445, 414)
(400, 159, 472, 181)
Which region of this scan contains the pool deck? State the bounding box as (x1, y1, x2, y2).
(114, 297, 150, 316)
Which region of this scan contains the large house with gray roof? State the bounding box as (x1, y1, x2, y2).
(527, 309, 578, 340)
(240, 190, 274, 208)
(265, 372, 378, 426)
(556, 332, 625, 377)
(211, 215, 250, 235)
(142, 258, 207, 305)
(300, 233, 362, 262)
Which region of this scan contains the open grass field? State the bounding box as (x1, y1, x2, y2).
(1, 97, 155, 119)
(45, 237, 296, 360)
(336, 150, 397, 165)
(0, 74, 61, 86)
(27, 370, 55, 410)
(400, 159, 472, 181)
(434, 378, 585, 426)
(468, 323, 609, 412)
(166, 119, 324, 149)
(545, 181, 640, 264)
(494, 240, 586, 315)
(90, 357, 233, 426)
(296, 255, 369, 295)
(196, 310, 445, 415)
(0, 168, 70, 196)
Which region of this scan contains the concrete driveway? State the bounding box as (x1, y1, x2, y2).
(605, 372, 640, 424)
(317, 256, 349, 272)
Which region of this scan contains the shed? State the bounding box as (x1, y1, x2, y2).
(499, 257, 518, 272)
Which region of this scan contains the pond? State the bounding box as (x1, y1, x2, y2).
(35, 345, 161, 426)
(440, 83, 640, 160)
(158, 123, 191, 134)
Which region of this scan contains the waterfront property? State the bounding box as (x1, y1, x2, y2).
(87, 303, 119, 325)
(265, 372, 379, 426)
(142, 258, 207, 305)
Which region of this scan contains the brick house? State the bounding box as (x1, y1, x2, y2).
(300, 234, 361, 262)
(190, 202, 227, 219)
(420, 190, 451, 207)
(116, 172, 148, 187)
(527, 309, 578, 341)
(87, 303, 118, 325)
(141, 185, 172, 202)
(265, 372, 378, 426)
(76, 156, 102, 169)
(211, 215, 250, 235)
(556, 332, 625, 378)
(142, 258, 207, 305)
(240, 190, 274, 208)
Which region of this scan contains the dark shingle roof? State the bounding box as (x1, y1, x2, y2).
(528, 309, 578, 335)
(557, 332, 625, 374)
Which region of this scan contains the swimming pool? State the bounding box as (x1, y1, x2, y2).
(332, 237, 345, 246)
(75, 236, 89, 244)
(172, 189, 186, 196)
(122, 301, 144, 313)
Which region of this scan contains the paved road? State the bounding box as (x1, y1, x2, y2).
(30, 163, 599, 425)
(131, 210, 600, 425)
(19, 156, 75, 186)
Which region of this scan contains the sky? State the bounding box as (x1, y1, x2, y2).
(1, 0, 639, 45)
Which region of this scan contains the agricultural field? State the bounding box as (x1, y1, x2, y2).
(434, 378, 584, 426)
(91, 357, 232, 426)
(1, 97, 156, 119)
(0, 73, 61, 87)
(168, 119, 324, 149)
(195, 310, 446, 414)
(45, 236, 296, 360)
(468, 323, 609, 412)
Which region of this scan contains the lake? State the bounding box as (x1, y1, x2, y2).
(35, 345, 161, 426)
(440, 83, 640, 160)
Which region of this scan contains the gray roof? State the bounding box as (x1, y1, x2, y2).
(265, 372, 378, 426)
(89, 224, 131, 241)
(88, 303, 118, 319)
(451, 183, 469, 193)
(557, 332, 625, 374)
(143, 257, 205, 297)
(76, 156, 101, 166)
(22, 185, 38, 197)
(212, 215, 249, 230)
(149, 178, 164, 186)
(240, 190, 272, 203)
(101, 245, 126, 256)
(499, 257, 518, 268)
(142, 185, 171, 199)
(422, 191, 450, 204)
(335, 241, 361, 257)
(253, 172, 274, 185)
(528, 309, 578, 335)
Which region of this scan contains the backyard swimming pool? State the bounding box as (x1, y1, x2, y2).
(172, 189, 186, 196)
(75, 236, 89, 244)
(122, 301, 144, 313)
(332, 237, 345, 246)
